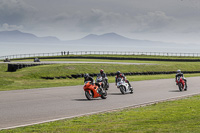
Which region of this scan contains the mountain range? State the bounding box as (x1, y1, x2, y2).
(0, 30, 60, 43)
(0, 30, 176, 46)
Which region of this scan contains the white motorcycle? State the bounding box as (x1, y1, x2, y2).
(96, 74, 109, 90)
(117, 77, 133, 94)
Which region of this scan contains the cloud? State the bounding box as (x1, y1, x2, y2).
(31, 8, 176, 39)
(1, 23, 24, 31)
(33, 9, 125, 32)
(74, 9, 175, 34)
(133, 11, 175, 32)
(1, 0, 199, 43)
(0, 0, 36, 25)
(76, 9, 122, 32)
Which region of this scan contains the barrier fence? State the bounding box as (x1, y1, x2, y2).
(1, 51, 200, 60)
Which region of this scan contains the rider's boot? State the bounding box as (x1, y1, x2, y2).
(129, 83, 133, 89)
(97, 87, 101, 94)
(101, 87, 105, 94)
(97, 86, 105, 95)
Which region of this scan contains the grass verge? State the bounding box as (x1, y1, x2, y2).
(0, 73, 199, 91)
(1, 59, 200, 91)
(1, 95, 200, 133)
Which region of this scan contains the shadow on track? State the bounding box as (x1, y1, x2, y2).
(169, 90, 181, 92)
(73, 98, 102, 101)
(109, 92, 123, 95)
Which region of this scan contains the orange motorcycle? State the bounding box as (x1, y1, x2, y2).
(83, 81, 107, 100)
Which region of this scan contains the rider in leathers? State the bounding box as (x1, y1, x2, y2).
(84, 73, 94, 83)
(175, 69, 187, 86)
(115, 71, 133, 89)
(99, 69, 108, 86)
(84, 73, 104, 94)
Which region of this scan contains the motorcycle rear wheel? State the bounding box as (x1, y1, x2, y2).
(85, 91, 93, 100)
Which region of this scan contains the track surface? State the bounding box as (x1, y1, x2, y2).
(0, 61, 155, 65)
(0, 77, 200, 130)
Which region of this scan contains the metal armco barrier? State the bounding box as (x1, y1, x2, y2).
(1, 51, 200, 60)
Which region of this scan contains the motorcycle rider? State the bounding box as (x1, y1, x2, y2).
(175, 69, 187, 86)
(99, 69, 108, 86)
(100, 69, 107, 79)
(115, 71, 133, 89)
(84, 73, 94, 83)
(84, 73, 104, 94)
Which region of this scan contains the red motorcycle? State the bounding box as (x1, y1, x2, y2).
(83, 81, 107, 100)
(176, 77, 187, 91)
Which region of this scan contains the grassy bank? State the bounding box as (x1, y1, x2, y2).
(1, 95, 200, 133)
(1, 60, 200, 91)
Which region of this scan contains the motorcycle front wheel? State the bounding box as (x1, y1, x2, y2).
(101, 91, 107, 99)
(85, 91, 93, 100)
(120, 86, 126, 94)
(178, 83, 183, 91)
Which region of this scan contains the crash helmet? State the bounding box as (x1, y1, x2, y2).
(84, 73, 89, 78)
(100, 69, 104, 74)
(116, 71, 121, 76)
(177, 69, 181, 73)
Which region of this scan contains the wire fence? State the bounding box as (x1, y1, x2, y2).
(1, 51, 200, 60)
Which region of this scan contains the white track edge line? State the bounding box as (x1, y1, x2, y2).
(1, 92, 199, 130)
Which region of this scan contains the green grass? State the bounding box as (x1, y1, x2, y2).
(1, 59, 200, 91)
(1, 95, 200, 133)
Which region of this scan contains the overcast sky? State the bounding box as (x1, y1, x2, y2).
(1, 0, 200, 44)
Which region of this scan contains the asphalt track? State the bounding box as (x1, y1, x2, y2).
(0, 61, 155, 65)
(0, 77, 200, 130)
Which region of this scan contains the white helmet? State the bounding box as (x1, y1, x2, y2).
(177, 69, 181, 73)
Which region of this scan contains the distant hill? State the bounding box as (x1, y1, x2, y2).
(81, 32, 131, 41)
(0, 30, 60, 43)
(65, 32, 172, 46)
(66, 32, 135, 44)
(0, 30, 178, 46)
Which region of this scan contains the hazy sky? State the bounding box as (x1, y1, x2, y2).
(1, 0, 200, 44)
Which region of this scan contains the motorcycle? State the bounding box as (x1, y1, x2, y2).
(116, 77, 133, 94)
(83, 81, 107, 100)
(176, 77, 187, 91)
(96, 74, 109, 90)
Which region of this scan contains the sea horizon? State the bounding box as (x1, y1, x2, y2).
(1, 42, 200, 57)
